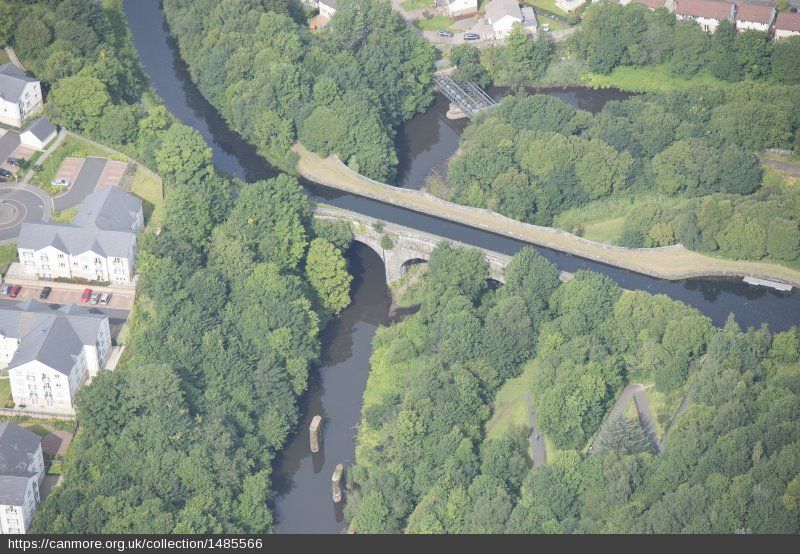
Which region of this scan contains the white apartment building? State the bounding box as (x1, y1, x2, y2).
(18, 187, 143, 284)
(774, 11, 800, 39)
(0, 64, 43, 128)
(1, 300, 111, 416)
(0, 422, 45, 534)
(734, 4, 775, 32)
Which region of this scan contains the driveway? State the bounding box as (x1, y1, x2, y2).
(52, 157, 108, 211)
(95, 160, 127, 190)
(0, 186, 46, 241)
(0, 130, 21, 163)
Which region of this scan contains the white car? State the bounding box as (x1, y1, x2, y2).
(542, 23, 551, 32)
(51, 178, 71, 187)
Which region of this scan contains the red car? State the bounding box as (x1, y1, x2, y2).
(80, 288, 92, 302)
(8, 285, 20, 298)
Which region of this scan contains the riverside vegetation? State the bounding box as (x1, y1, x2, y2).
(346, 244, 800, 533)
(7, 0, 354, 533)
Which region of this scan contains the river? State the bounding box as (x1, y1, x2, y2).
(124, 0, 798, 534)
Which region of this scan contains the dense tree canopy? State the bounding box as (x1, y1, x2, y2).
(163, 0, 435, 180)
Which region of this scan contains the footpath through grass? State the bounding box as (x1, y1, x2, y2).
(586, 64, 732, 93)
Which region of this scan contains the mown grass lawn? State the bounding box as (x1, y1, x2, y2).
(132, 166, 165, 229)
(537, 14, 570, 31)
(524, 0, 570, 16)
(486, 359, 539, 439)
(50, 206, 79, 223)
(582, 216, 626, 244)
(0, 379, 12, 408)
(413, 16, 454, 31)
(401, 0, 435, 10)
(586, 63, 732, 93)
(0, 243, 17, 274)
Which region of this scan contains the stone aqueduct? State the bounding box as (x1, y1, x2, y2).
(313, 205, 573, 284)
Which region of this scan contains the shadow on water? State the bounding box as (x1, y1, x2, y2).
(271, 244, 392, 534)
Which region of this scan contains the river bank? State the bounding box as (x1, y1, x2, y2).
(294, 143, 800, 287)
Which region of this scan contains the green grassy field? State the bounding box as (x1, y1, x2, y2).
(50, 206, 79, 223)
(401, 0, 435, 10)
(524, 0, 569, 16)
(0, 50, 9, 65)
(0, 243, 17, 274)
(537, 14, 570, 31)
(582, 217, 626, 244)
(132, 166, 165, 229)
(33, 135, 108, 195)
(486, 359, 539, 439)
(413, 16, 454, 31)
(0, 379, 11, 408)
(586, 64, 732, 93)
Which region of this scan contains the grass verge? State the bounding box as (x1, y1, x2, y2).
(413, 16, 454, 31)
(131, 166, 165, 229)
(585, 64, 732, 93)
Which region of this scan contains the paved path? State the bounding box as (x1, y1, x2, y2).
(4, 45, 26, 72)
(52, 156, 107, 211)
(525, 391, 547, 466)
(590, 384, 661, 454)
(757, 155, 800, 178)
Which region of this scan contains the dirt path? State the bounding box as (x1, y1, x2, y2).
(294, 144, 800, 286)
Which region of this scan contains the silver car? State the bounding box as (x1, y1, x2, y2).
(51, 178, 71, 187)
(89, 292, 101, 305)
(99, 292, 111, 305)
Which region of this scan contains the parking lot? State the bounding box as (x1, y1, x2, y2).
(54, 156, 85, 185)
(95, 160, 127, 190)
(1, 283, 134, 311)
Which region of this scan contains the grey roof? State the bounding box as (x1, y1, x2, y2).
(0, 422, 40, 477)
(0, 474, 32, 506)
(23, 117, 56, 142)
(18, 187, 141, 258)
(486, 0, 522, 23)
(0, 63, 37, 104)
(319, 0, 337, 8)
(0, 299, 106, 376)
(72, 186, 142, 232)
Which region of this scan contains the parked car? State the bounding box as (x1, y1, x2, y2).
(7, 157, 22, 166)
(51, 178, 71, 188)
(39, 287, 52, 299)
(81, 288, 92, 302)
(437, 29, 454, 37)
(99, 292, 111, 305)
(1, 283, 11, 295)
(541, 23, 551, 32)
(89, 292, 101, 305)
(464, 32, 480, 41)
(9, 285, 21, 298)
(0, 168, 10, 177)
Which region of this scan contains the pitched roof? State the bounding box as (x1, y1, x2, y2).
(0, 299, 107, 375)
(18, 187, 141, 258)
(775, 11, 800, 31)
(486, 0, 523, 23)
(23, 117, 57, 142)
(0, 474, 32, 506)
(319, 0, 337, 8)
(674, 0, 733, 19)
(0, 422, 40, 477)
(72, 187, 142, 232)
(0, 63, 37, 104)
(735, 4, 774, 24)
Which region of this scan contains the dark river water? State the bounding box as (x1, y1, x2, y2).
(125, 0, 799, 534)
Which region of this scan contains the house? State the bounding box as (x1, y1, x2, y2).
(19, 118, 57, 151)
(0, 64, 43, 128)
(445, 0, 479, 19)
(2, 300, 111, 416)
(318, 0, 337, 19)
(0, 423, 44, 534)
(17, 187, 144, 284)
(555, 0, 586, 12)
(733, 3, 776, 32)
(673, 0, 735, 32)
(774, 11, 800, 39)
(521, 6, 539, 34)
(485, 0, 524, 38)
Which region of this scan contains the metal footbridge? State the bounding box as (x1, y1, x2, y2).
(433, 73, 496, 118)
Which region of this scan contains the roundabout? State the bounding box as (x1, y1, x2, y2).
(0, 186, 47, 242)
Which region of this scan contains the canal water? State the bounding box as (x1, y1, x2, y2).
(125, 0, 799, 534)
